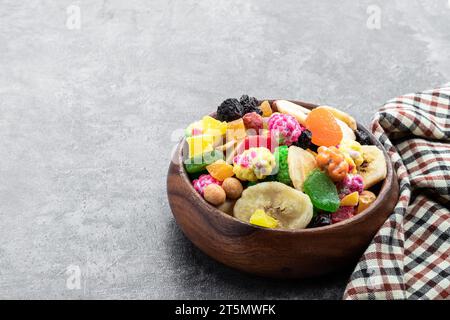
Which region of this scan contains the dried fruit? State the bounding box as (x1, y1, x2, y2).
(206, 160, 234, 181)
(203, 184, 226, 206)
(355, 129, 372, 145)
(249, 209, 278, 228)
(336, 119, 356, 141)
(273, 146, 291, 185)
(303, 169, 340, 213)
(293, 129, 312, 150)
(317, 106, 357, 131)
(221, 177, 243, 199)
(186, 135, 217, 158)
(358, 146, 387, 189)
(331, 206, 355, 224)
(217, 98, 243, 122)
(233, 147, 276, 182)
(316, 146, 349, 182)
(273, 100, 308, 126)
(243, 112, 264, 134)
(201, 115, 227, 136)
(259, 100, 273, 117)
(226, 118, 247, 142)
(340, 191, 359, 207)
(288, 146, 317, 191)
(308, 213, 332, 228)
(306, 108, 343, 147)
(268, 113, 304, 146)
(357, 190, 377, 214)
(233, 182, 313, 230)
(240, 95, 261, 116)
(193, 174, 222, 196)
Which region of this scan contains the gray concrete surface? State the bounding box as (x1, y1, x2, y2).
(0, 0, 449, 299)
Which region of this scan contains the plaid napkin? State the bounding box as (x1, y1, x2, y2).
(344, 86, 450, 300)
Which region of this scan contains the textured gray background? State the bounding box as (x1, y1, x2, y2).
(0, 0, 449, 299)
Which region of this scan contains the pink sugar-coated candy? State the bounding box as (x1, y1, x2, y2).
(331, 206, 355, 224)
(193, 174, 222, 195)
(337, 174, 364, 198)
(268, 113, 304, 146)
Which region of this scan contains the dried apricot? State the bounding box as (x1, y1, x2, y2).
(206, 160, 234, 181)
(305, 108, 342, 147)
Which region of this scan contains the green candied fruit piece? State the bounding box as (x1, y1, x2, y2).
(303, 169, 340, 213)
(183, 150, 223, 174)
(273, 146, 291, 185)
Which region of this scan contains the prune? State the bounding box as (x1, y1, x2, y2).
(355, 129, 372, 145)
(293, 129, 312, 150)
(240, 95, 262, 116)
(217, 98, 243, 122)
(308, 213, 331, 228)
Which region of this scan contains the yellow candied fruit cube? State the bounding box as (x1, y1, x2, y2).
(340, 191, 359, 207)
(249, 209, 278, 229)
(202, 116, 227, 135)
(187, 135, 215, 158)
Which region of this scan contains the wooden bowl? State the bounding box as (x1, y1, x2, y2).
(167, 100, 399, 278)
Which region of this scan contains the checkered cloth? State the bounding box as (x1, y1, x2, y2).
(344, 86, 450, 300)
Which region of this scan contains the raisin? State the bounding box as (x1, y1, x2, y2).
(240, 95, 262, 116)
(293, 129, 312, 150)
(308, 213, 332, 228)
(217, 98, 243, 122)
(355, 129, 372, 145)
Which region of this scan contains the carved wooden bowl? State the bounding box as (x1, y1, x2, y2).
(167, 100, 399, 278)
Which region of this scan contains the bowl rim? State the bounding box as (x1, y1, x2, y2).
(173, 99, 394, 235)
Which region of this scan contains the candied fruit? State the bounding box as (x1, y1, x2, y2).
(305, 108, 343, 147)
(249, 209, 278, 228)
(340, 191, 359, 207)
(303, 169, 340, 212)
(206, 160, 234, 181)
(259, 100, 273, 117)
(357, 190, 377, 214)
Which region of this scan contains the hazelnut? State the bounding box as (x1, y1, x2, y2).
(221, 177, 243, 200)
(203, 184, 226, 206)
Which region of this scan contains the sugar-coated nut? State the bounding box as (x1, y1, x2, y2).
(203, 184, 226, 206)
(221, 177, 243, 199)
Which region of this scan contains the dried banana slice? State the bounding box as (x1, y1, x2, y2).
(358, 146, 387, 189)
(317, 106, 357, 131)
(288, 146, 318, 192)
(233, 182, 313, 230)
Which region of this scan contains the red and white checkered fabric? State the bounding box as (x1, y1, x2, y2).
(344, 86, 450, 300)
